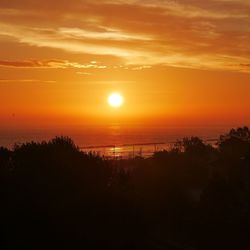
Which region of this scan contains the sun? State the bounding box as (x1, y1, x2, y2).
(108, 93, 123, 108)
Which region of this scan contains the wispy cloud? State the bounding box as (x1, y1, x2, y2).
(0, 59, 107, 69)
(0, 0, 249, 72)
(76, 72, 93, 76)
(58, 27, 152, 41)
(0, 79, 56, 83)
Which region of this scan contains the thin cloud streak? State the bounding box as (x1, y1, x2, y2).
(0, 79, 56, 83)
(0, 59, 107, 69)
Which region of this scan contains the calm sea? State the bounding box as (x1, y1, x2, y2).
(0, 125, 232, 158)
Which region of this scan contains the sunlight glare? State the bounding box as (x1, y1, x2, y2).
(108, 93, 123, 108)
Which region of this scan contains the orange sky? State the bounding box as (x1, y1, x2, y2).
(0, 0, 250, 130)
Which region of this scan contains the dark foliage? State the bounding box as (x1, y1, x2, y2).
(1, 128, 250, 249)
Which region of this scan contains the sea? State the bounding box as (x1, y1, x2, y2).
(0, 124, 235, 158)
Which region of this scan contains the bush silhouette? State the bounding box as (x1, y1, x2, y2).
(1, 128, 250, 250)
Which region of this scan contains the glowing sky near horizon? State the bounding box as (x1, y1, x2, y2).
(0, 0, 250, 129)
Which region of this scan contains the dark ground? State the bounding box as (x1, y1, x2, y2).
(1, 127, 250, 249)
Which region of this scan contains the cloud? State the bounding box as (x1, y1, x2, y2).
(0, 0, 249, 72)
(240, 64, 250, 67)
(131, 65, 152, 70)
(0, 59, 107, 69)
(0, 79, 56, 83)
(58, 27, 152, 41)
(76, 72, 93, 76)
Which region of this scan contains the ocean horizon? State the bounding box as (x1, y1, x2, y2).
(0, 125, 238, 157)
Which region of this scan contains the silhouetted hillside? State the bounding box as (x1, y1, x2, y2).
(1, 128, 250, 250)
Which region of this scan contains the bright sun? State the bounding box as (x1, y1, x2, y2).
(108, 93, 123, 108)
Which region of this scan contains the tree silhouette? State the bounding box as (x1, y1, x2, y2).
(1, 129, 250, 249)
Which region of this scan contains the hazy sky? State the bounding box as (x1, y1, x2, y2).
(0, 0, 249, 129)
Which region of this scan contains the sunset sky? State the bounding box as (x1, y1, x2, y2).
(0, 0, 250, 132)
